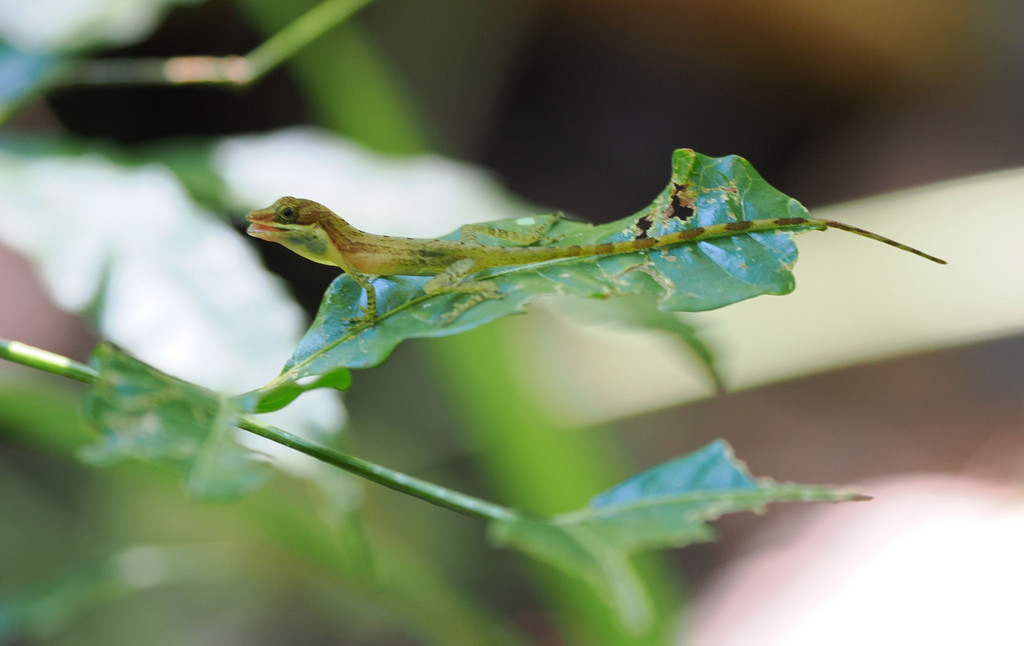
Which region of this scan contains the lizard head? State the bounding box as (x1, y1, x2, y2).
(245, 196, 337, 266)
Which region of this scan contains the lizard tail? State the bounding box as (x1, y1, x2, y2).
(488, 216, 945, 265)
(818, 219, 946, 264)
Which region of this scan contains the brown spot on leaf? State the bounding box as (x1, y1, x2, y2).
(724, 221, 754, 231)
(678, 226, 706, 240)
(774, 218, 811, 226)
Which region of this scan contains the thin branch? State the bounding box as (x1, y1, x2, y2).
(0, 338, 97, 384)
(66, 0, 374, 87)
(0, 337, 518, 523)
(236, 415, 518, 522)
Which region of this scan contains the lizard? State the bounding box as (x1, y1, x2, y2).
(246, 195, 945, 326)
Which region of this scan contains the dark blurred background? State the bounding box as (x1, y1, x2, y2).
(37, 0, 1024, 211)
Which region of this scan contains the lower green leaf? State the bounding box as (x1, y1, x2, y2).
(490, 440, 866, 630)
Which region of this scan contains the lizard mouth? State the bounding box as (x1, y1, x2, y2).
(246, 222, 284, 236)
(245, 212, 290, 239)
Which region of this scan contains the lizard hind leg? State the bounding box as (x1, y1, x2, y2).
(423, 258, 503, 325)
(459, 212, 563, 246)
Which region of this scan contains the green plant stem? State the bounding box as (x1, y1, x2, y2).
(235, 415, 517, 522)
(0, 337, 515, 523)
(0, 338, 97, 384)
(66, 0, 374, 86)
(245, 0, 374, 79)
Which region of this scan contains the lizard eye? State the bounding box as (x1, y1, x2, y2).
(277, 204, 297, 222)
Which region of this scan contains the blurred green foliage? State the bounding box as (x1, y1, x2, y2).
(0, 1, 903, 644)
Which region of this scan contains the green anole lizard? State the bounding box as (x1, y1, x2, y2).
(246, 195, 945, 326)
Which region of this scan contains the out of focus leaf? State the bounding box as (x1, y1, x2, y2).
(214, 128, 533, 238)
(80, 343, 270, 501)
(0, 145, 343, 440)
(138, 139, 227, 211)
(0, 42, 62, 122)
(0, 0, 203, 122)
(0, 0, 200, 53)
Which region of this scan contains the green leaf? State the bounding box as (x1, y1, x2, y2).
(236, 366, 352, 414)
(576, 439, 861, 552)
(281, 149, 812, 377)
(80, 343, 271, 501)
(490, 440, 864, 631)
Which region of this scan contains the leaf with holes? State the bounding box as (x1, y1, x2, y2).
(278, 149, 816, 378)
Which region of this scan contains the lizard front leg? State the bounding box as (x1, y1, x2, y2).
(423, 258, 503, 325)
(338, 265, 380, 327)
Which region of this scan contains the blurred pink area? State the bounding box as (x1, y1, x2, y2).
(689, 476, 1024, 645)
(0, 243, 92, 362)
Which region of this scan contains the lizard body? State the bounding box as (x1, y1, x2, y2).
(246, 196, 944, 325)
